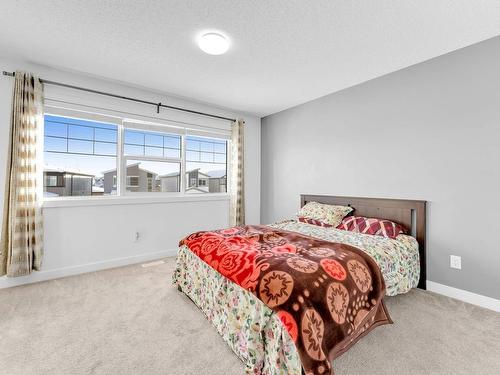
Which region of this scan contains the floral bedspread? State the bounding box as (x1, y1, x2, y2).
(172, 221, 420, 374)
(173, 246, 301, 374)
(269, 220, 420, 296)
(178, 225, 390, 375)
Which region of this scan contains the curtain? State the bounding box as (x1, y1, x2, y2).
(229, 118, 245, 226)
(0, 71, 44, 277)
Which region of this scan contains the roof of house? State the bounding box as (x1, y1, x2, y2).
(206, 169, 226, 178)
(185, 186, 210, 193)
(159, 171, 181, 178)
(44, 166, 94, 177)
(159, 168, 224, 179)
(195, 170, 210, 179)
(101, 162, 158, 176)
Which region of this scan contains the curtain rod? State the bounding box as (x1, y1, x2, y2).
(2, 71, 236, 122)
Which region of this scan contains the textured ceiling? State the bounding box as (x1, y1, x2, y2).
(1, 1, 500, 116)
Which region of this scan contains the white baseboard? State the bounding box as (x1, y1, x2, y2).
(0, 249, 178, 289)
(427, 281, 500, 313)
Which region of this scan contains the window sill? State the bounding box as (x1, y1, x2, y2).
(43, 194, 230, 208)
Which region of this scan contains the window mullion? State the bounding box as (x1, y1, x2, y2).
(117, 121, 125, 196)
(180, 133, 186, 194)
(122, 155, 180, 163)
(226, 139, 231, 195)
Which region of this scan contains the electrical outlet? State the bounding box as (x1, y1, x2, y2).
(450, 255, 461, 270)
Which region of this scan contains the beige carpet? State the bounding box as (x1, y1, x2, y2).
(0, 258, 499, 375)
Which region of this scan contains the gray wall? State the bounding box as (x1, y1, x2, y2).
(261, 36, 500, 300)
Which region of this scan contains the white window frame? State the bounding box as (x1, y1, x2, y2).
(122, 120, 184, 196)
(43, 106, 231, 206)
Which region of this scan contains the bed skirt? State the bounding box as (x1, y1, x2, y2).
(172, 245, 303, 375)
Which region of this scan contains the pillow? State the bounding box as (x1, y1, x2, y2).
(336, 216, 406, 239)
(298, 216, 333, 227)
(297, 202, 353, 227)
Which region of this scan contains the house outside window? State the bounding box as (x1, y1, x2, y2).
(43, 170, 94, 197)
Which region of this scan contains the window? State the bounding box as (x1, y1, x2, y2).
(186, 135, 228, 194)
(124, 129, 181, 159)
(44, 174, 64, 187)
(123, 126, 182, 193)
(44, 115, 117, 197)
(127, 176, 140, 187)
(43, 112, 229, 199)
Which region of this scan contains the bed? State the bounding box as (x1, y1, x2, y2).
(173, 195, 426, 374)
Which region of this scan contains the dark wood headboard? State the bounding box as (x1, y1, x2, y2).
(300, 194, 427, 290)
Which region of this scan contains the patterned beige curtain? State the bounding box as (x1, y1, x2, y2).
(229, 118, 245, 226)
(0, 71, 44, 277)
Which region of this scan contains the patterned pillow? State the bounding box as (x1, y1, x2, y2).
(336, 216, 406, 239)
(297, 202, 353, 227)
(298, 216, 333, 227)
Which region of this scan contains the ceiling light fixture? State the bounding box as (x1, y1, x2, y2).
(198, 32, 230, 55)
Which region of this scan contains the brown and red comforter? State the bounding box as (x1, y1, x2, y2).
(180, 225, 391, 375)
